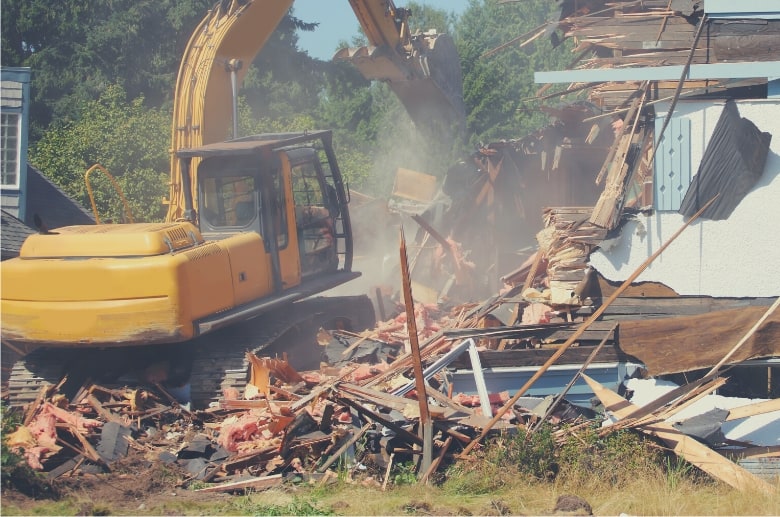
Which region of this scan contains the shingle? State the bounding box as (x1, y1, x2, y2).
(1, 209, 35, 259)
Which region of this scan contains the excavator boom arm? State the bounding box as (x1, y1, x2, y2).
(167, 0, 464, 222)
(167, 0, 295, 221)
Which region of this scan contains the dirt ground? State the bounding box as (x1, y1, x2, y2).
(2, 450, 226, 515)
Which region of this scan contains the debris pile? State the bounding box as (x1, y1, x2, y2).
(5, 287, 778, 494)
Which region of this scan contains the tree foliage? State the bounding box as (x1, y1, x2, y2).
(12, 0, 576, 218)
(1, 0, 211, 140)
(456, 0, 573, 144)
(29, 85, 170, 223)
(241, 10, 326, 123)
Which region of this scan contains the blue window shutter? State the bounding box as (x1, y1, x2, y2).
(654, 116, 691, 210)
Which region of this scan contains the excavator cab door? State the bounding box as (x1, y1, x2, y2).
(193, 150, 301, 294)
(282, 148, 341, 280)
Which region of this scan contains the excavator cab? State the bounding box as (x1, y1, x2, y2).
(179, 130, 351, 284)
(171, 130, 361, 336)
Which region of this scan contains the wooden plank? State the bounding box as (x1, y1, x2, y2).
(222, 446, 278, 472)
(726, 399, 780, 422)
(338, 396, 423, 447)
(195, 474, 282, 493)
(583, 374, 773, 494)
(86, 394, 130, 426)
(590, 89, 648, 228)
(317, 423, 371, 473)
(420, 436, 452, 485)
(449, 346, 626, 369)
(339, 383, 412, 412)
(724, 445, 780, 460)
(399, 226, 432, 474)
(60, 423, 103, 465)
(651, 377, 729, 424)
(706, 297, 780, 375)
(611, 373, 722, 429)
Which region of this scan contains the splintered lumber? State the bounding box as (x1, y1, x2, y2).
(582, 374, 773, 494)
(461, 195, 718, 455)
(86, 394, 130, 426)
(590, 85, 648, 229)
(317, 423, 371, 473)
(338, 397, 423, 447)
(59, 423, 103, 465)
(616, 372, 721, 427)
(531, 323, 618, 431)
(420, 435, 453, 485)
(619, 304, 780, 376)
(194, 474, 283, 493)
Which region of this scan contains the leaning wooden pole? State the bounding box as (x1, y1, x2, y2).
(399, 226, 432, 474)
(461, 195, 720, 455)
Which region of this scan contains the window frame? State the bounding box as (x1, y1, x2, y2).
(1, 111, 22, 189)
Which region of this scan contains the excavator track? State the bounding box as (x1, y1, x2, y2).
(7, 295, 375, 409)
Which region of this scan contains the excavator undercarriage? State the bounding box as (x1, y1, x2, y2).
(8, 295, 375, 408)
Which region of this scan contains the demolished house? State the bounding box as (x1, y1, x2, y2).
(524, 0, 780, 372)
(6, 0, 780, 496)
(366, 0, 780, 484)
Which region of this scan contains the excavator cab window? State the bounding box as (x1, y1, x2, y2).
(201, 174, 257, 228)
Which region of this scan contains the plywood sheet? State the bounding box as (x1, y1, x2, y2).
(619, 305, 780, 375)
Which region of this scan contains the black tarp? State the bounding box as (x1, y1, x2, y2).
(678, 100, 772, 220)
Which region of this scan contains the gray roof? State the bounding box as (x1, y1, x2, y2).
(1, 209, 35, 260)
(24, 165, 94, 229)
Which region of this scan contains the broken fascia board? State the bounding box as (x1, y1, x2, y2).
(622, 378, 780, 447)
(704, 0, 780, 19)
(535, 61, 780, 84)
(588, 100, 780, 298)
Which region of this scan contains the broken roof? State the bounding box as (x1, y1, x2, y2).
(536, 0, 780, 110)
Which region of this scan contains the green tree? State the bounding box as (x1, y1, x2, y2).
(29, 85, 170, 223)
(456, 0, 572, 144)
(1, 0, 211, 141)
(405, 1, 458, 36)
(240, 8, 326, 124)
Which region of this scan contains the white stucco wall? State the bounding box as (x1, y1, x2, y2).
(589, 99, 780, 297)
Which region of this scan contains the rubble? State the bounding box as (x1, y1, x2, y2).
(5, 233, 777, 494)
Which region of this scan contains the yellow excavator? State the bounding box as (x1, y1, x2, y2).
(1, 0, 464, 407)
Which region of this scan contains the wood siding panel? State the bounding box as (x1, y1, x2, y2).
(654, 115, 691, 210)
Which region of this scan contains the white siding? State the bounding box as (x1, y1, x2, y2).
(589, 100, 780, 297)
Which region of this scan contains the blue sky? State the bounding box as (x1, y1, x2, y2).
(293, 0, 472, 60)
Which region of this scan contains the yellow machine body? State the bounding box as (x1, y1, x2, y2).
(1, 223, 274, 346)
(2, 0, 464, 350)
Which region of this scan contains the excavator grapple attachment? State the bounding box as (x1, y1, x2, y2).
(334, 31, 465, 136)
